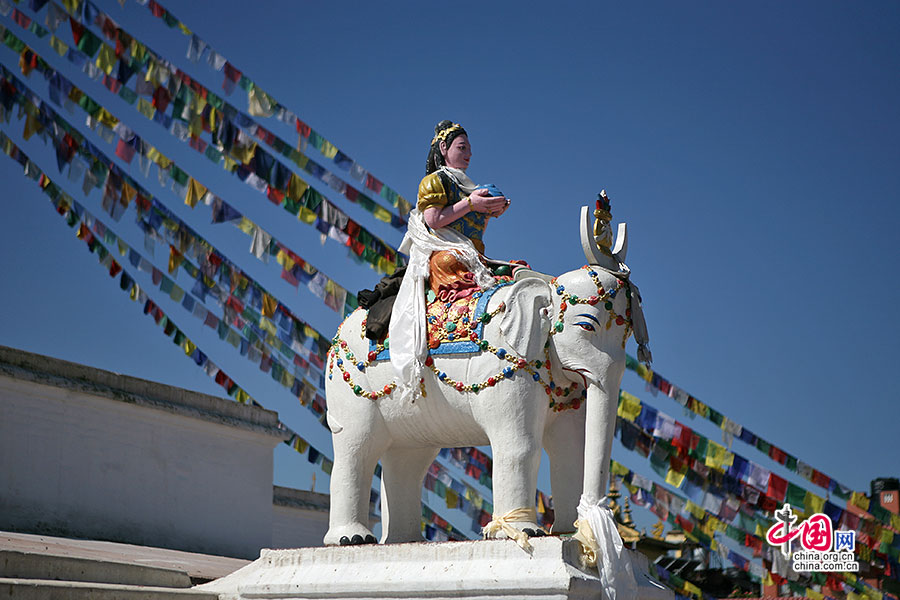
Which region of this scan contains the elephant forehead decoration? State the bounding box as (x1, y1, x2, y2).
(549, 266, 633, 349)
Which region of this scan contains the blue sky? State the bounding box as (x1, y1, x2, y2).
(0, 0, 898, 543)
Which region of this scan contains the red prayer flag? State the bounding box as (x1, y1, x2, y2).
(767, 473, 788, 501)
(70, 16, 85, 46)
(148, 0, 166, 18)
(115, 139, 135, 163)
(768, 445, 788, 465)
(295, 118, 311, 138)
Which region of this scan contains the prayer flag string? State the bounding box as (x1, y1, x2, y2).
(624, 355, 899, 534)
(124, 0, 413, 219)
(0, 14, 405, 275)
(15, 0, 411, 229)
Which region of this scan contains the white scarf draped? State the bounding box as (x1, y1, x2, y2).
(388, 209, 495, 402)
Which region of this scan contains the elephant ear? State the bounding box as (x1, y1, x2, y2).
(498, 278, 553, 361)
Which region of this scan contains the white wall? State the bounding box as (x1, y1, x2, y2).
(0, 346, 289, 559)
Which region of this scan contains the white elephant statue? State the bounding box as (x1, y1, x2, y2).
(323, 203, 650, 548)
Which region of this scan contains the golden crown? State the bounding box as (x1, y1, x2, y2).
(431, 123, 463, 146)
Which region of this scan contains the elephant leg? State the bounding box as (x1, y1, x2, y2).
(543, 408, 586, 534)
(379, 446, 440, 544)
(482, 414, 545, 536)
(323, 405, 389, 546)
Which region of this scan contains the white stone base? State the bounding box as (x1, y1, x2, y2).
(197, 537, 673, 600)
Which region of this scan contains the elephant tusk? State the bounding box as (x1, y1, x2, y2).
(580, 206, 622, 272)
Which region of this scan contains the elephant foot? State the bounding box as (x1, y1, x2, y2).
(324, 524, 377, 546)
(523, 528, 548, 538)
(484, 520, 546, 541)
(339, 534, 377, 546)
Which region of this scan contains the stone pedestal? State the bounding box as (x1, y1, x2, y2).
(197, 537, 673, 600)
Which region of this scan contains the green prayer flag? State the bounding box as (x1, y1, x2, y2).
(76, 29, 102, 57)
(786, 482, 806, 508)
(162, 12, 179, 28)
(205, 145, 222, 163)
(238, 75, 251, 91)
(28, 21, 49, 38)
(118, 85, 137, 105)
(755, 437, 771, 454)
(77, 94, 101, 117)
(785, 455, 797, 471)
(3, 29, 26, 52)
(169, 164, 189, 186)
(708, 408, 723, 426)
(282, 196, 300, 216)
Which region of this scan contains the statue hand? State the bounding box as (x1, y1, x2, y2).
(469, 188, 508, 216)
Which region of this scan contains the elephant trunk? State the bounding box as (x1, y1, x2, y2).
(581, 361, 624, 504)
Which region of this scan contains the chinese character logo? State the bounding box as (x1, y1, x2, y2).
(834, 530, 856, 553)
(765, 504, 833, 555)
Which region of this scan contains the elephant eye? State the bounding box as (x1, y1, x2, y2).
(575, 321, 595, 332)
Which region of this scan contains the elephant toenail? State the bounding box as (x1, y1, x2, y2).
(523, 528, 536, 537)
(364, 534, 377, 544)
(339, 536, 351, 546)
(534, 529, 548, 537)
(350, 534, 365, 545)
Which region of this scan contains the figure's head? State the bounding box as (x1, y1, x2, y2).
(426, 120, 469, 174)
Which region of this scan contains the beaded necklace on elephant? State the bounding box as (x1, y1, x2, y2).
(549, 265, 633, 349)
(328, 314, 583, 410)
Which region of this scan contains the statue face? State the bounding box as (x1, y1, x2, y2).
(440, 135, 471, 170)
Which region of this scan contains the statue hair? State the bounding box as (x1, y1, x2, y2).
(425, 120, 468, 175)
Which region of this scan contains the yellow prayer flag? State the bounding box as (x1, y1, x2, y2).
(168, 246, 183, 274)
(183, 339, 196, 357)
(682, 581, 700, 598)
(298, 206, 317, 224)
(177, 22, 192, 36)
(223, 155, 237, 172)
(287, 173, 309, 201)
(96, 108, 118, 129)
(130, 283, 139, 301)
(665, 467, 686, 488)
(806, 588, 824, 600)
(137, 97, 156, 120)
(230, 141, 257, 164)
(257, 318, 276, 337)
(184, 178, 208, 208)
(235, 389, 250, 404)
(610, 461, 629, 478)
(49, 35, 69, 56)
(850, 491, 870, 512)
(617, 391, 642, 422)
(704, 440, 734, 471)
(290, 149, 309, 169)
(892, 514, 900, 531)
(23, 113, 43, 141)
(117, 238, 128, 256)
(121, 181, 137, 205)
(292, 436, 309, 454)
(189, 113, 203, 137)
(96, 43, 116, 75)
(686, 501, 704, 520)
(61, 0, 81, 16)
(262, 293, 277, 318)
(804, 491, 825, 515)
(237, 217, 255, 235)
(319, 139, 338, 159)
(880, 528, 894, 544)
(445, 488, 458, 509)
(169, 285, 185, 303)
(373, 206, 391, 223)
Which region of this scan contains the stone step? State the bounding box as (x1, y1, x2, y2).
(0, 550, 193, 588)
(0, 578, 218, 600)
